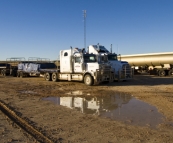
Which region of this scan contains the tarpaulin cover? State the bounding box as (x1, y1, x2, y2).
(18, 63, 56, 72)
(18, 63, 39, 72)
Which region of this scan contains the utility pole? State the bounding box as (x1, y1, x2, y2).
(83, 10, 86, 49)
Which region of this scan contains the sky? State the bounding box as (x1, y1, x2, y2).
(0, 0, 173, 60)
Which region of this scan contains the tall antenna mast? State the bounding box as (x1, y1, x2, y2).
(83, 10, 86, 49)
(117, 44, 119, 55)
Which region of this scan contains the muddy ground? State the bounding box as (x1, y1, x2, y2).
(0, 75, 173, 143)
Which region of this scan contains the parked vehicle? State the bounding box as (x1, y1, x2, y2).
(0, 57, 25, 77)
(0, 63, 11, 76)
(17, 58, 56, 77)
(88, 44, 133, 81)
(40, 47, 115, 85)
(118, 52, 173, 76)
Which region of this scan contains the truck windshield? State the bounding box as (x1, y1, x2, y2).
(84, 55, 96, 63)
(93, 45, 109, 53)
(99, 46, 109, 53)
(108, 55, 118, 61)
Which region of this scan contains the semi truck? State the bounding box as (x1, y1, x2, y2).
(88, 44, 133, 81)
(39, 47, 114, 85)
(118, 52, 173, 76)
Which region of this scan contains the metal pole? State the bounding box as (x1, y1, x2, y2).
(83, 10, 86, 49)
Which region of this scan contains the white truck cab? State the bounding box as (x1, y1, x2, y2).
(88, 44, 133, 81)
(44, 47, 114, 86)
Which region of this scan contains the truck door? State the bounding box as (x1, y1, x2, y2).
(74, 56, 83, 73)
(60, 50, 72, 73)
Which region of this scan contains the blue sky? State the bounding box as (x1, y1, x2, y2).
(0, 0, 173, 60)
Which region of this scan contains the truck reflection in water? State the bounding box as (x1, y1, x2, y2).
(43, 91, 166, 128)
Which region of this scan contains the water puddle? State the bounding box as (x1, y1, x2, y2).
(43, 91, 166, 128)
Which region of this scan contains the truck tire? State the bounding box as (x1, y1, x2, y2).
(20, 72, 23, 78)
(1, 70, 6, 76)
(17, 72, 20, 77)
(1, 70, 4, 76)
(52, 73, 58, 82)
(84, 74, 93, 86)
(11, 69, 16, 77)
(168, 70, 173, 76)
(44, 73, 52, 81)
(158, 70, 165, 77)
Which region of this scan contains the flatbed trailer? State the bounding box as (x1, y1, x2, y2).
(16, 58, 57, 78)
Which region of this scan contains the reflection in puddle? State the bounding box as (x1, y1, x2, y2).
(43, 92, 166, 128)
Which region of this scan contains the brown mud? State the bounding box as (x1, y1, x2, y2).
(0, 75, 173, 143)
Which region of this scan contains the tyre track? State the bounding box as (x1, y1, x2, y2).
(0, 100, 56, 143)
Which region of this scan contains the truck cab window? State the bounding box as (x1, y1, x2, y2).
(84, 55, 96, 63)
(108, 55, 117, 61)
(64, 52, 68, 56)
(75, 57, 81, 63)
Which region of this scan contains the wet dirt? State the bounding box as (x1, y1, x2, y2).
(1, 75, 173, 143)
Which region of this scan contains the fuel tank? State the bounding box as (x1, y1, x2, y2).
(118, 52, 173, 67)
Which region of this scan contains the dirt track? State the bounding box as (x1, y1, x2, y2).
(0, 75, 173, 143)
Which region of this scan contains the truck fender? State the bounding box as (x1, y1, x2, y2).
(83, 73, 94, 86)
(83, 72, 94, 80)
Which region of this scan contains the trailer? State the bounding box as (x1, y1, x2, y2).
(17, 57, 57, 77)
(118, 52, 173, 76)
(40, 47, 115, 86)
(0, 57, 25, 77)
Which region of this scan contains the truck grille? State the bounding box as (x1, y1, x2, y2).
(101, 70, 110, 75)
(122, 64, 131, 72)
(121, 64, 133, 78)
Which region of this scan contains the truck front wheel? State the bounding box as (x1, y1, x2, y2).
(44, 73, 52, 81)
(52, 73, 58, 82)
(84, 74, 93, 86)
